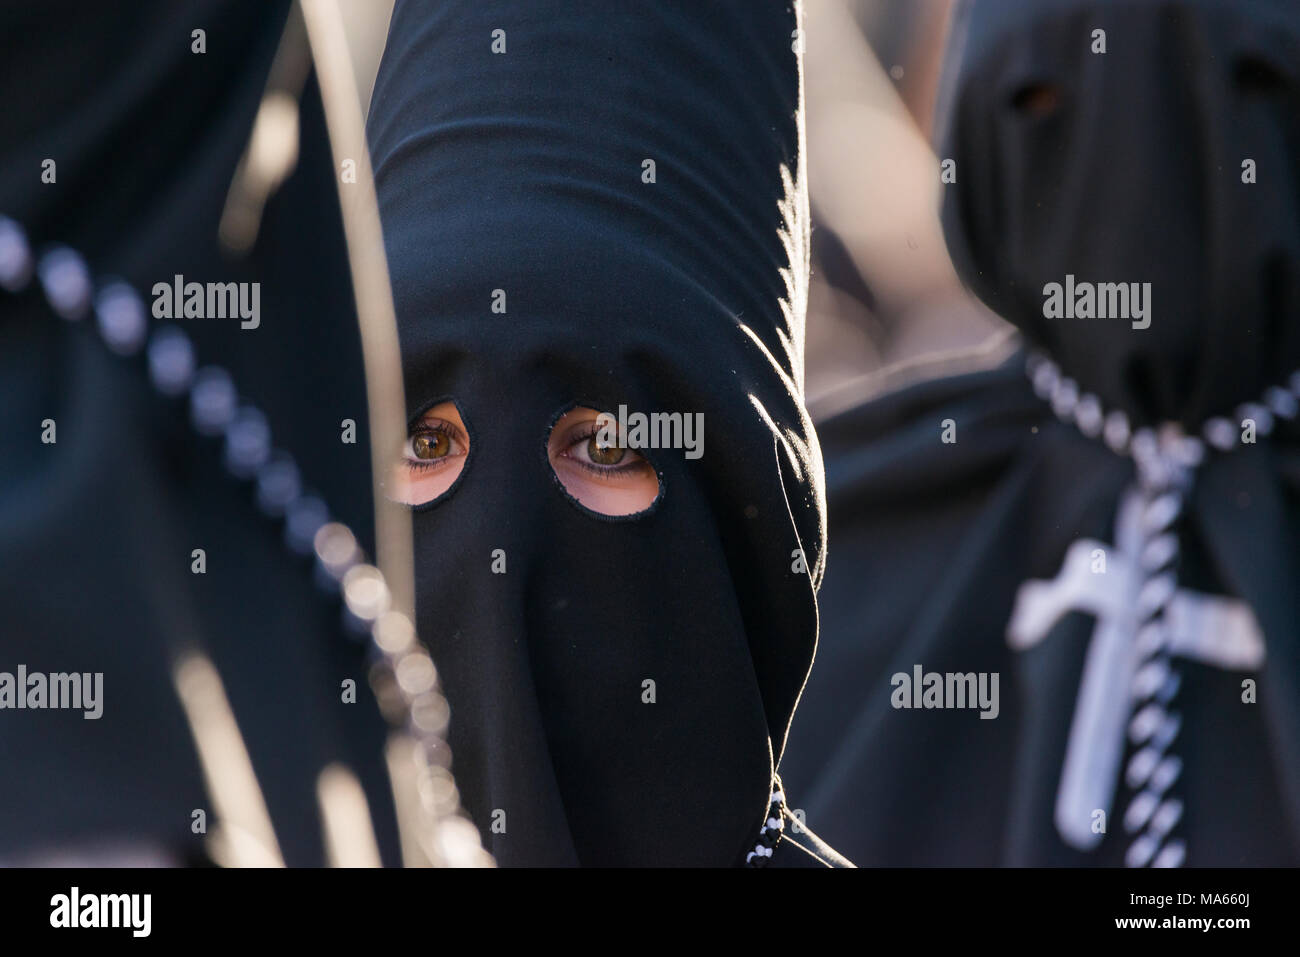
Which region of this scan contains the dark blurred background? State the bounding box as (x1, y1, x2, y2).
(800, 0, 1010, 420)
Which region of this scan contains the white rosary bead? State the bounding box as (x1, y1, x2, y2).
(37, 246, 92, 320)
(1103, 410, 1131, 453)
(1051, 377, 1079, 419)
(1202, 417, 1236, 451)
(94, 281, 147, 356)
(255, 451, 301, 517)
(1174, 434, 1205, 469)
(1265, 386, 1298, 419)
(1150, 755, 1182, 794)
(190, 366, 238, 436)
(343, 564, 393, 627)
(1151, 838, 1186, 869)
(1128, 703, 1165, 744)
(1075, 394, 1103, 438)
(313, 521, 362, 587)
(0, 216, 33, 291)
(1032, 360, 1061, 400)
(224, 405, 273, 479)
(285, 495, 330, 556)
(1236, 402, 1273, 436)
(147, 326, 196, 396)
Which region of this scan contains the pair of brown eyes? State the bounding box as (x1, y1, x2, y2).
(391, 405, 661, 516)
(1010, 58, 1288, 118)
(408, 427, 629, 467)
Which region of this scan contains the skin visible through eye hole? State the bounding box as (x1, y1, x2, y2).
(548, 407, 660, 516)
(386, 400, 470, 506)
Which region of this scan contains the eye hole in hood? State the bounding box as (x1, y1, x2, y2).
(1009, 81, 1063, 119)
(385, 399, 472, 509)
(1235, 54, 1288, 96)
(545, 405, 662, 519)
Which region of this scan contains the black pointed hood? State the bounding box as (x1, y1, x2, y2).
(940, 0, 1300, 428)
(368, 0, 827, 864)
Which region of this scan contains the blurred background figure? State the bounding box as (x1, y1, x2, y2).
(801, 0, 1010, 420)
(367, 0, 850, 867)
(785, 0, 1300, 867)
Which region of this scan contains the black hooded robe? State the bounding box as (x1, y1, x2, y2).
(367, 0, 851, 867)
(783, 0, 1300, 866)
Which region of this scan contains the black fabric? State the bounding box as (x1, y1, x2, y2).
(942, 0, 1300, 429)
(783, 0, 1300, 865)
(368, 0, 834, 865)
(0, 1, 400, 864)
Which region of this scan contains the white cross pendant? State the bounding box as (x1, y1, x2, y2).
(1007, 488, 1266, 851)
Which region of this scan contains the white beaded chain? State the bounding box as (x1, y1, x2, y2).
(1025, 349, 1297, 868)
(0, 214, 489, 868)
(745, 781, 788, 866)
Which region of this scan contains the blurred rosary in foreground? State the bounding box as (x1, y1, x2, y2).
(0, 0, 493, 869)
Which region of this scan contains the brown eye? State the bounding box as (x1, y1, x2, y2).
(1235, 56, 1287, 96)
(413, 430, 451, 460)
(1010, 82, 1062, 118)
(386, 402, 470, 507)
(587, 435, 626, 466)
(546, 406, 661, 517)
